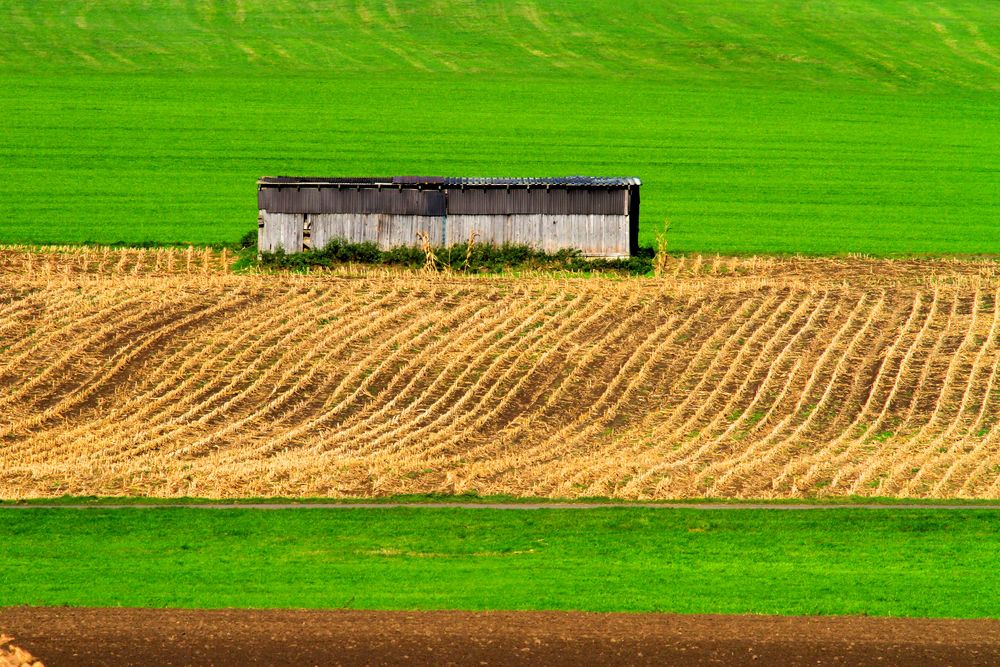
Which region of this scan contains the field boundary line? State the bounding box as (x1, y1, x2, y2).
(2, 503, 1000, 510)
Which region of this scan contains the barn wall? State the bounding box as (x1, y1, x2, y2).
(259, 181, 636, 257)
(259, 184, 637, 256)
(298, 212, 629, 257)
(445, 214, 629, 257)
(311, 213, 445, 249)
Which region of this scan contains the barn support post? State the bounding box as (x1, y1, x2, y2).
(628, 185, 640, 256)
(440, 187, 449, 246)
(257, 209, 265, 257)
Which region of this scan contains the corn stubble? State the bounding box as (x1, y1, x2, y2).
(0, 636, 43, 667)
(2, 247, 1000, 499)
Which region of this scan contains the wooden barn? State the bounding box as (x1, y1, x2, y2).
(257, 176, 641, 257)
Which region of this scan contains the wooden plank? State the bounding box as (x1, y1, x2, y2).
(260, 212, 304, 252)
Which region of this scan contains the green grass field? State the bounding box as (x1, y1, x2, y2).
(3, 507, 1000, 617)
(1, 1, 997, 253)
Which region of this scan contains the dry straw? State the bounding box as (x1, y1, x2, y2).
(1, 248, 999, 499)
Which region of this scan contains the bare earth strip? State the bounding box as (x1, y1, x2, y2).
(2, 248, 1000, 499)
(2, 608, 1000, 667)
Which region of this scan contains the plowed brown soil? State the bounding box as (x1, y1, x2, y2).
(3, 248, 1000, 499)
(2, 607, 999, 667)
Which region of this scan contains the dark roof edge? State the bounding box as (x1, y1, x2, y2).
(258, 176, 641, 187)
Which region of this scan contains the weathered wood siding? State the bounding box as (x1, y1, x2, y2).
(446, 214, 629, 257)
(258, 212, 303, 253)
(311, 213, 445, 249)
(261, 211, 631, 257)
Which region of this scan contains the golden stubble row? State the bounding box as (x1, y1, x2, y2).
(1, 251, 999, 498)
(2, 244, 999, 285)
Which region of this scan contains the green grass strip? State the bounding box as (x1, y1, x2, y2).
(2, 507, 998, 617)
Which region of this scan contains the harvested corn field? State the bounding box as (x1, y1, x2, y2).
(2, 249, 1000, 499)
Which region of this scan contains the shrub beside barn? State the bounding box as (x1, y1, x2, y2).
(257, 176, 641, 257)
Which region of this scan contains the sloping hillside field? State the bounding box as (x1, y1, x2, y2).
(1, 0, 998, 252)
(2, 248, 999, 499)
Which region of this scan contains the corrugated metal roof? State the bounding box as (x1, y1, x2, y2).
(259, 177, 392, 185)
(443, 176, 641, 187)
(259, 176, 640, 188)
(393, 176, 446, 185)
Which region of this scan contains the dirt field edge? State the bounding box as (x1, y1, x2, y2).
(3, 607, 1000, 667)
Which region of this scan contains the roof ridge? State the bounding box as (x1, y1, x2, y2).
(259, 176, 641, 187)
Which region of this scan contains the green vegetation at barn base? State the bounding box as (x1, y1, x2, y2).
(3, 507, 999, 618)
(1, 1, 997, 254)
(258, 239, 655, 275)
